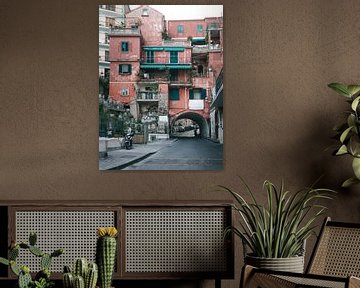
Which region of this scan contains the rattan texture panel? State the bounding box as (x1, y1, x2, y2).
(277, 275, 345, 288)
(125, 210, 227, 273)
(310, 226, 360, 277)
(15, 211, 115, 272)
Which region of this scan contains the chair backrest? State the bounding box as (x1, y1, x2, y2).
(307, 217, 360, 277)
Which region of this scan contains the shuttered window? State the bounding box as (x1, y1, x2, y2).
(170, 88, 180, 100)
(119, 64, 132, 74)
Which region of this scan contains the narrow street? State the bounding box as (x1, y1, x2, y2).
(122, 137, 223, 170)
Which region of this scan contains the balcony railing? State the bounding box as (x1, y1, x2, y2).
(109, 27, 141, 36)
(215, 68, 224, 94)
(141, 56, 191, 65)
(137, 92, 159, 101)
(192, 44, 222, 53)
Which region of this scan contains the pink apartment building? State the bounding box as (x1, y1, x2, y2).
(108, 5, 223, 139)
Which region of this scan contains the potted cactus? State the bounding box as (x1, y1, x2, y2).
(0, 232, 63, 288)
(96, 227, 118, 288)
(62, 258, 98, 288)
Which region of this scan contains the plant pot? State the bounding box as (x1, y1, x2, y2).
(245, 254, 304, 273)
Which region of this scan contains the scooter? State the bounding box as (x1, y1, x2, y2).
(124, 131, 134, 150)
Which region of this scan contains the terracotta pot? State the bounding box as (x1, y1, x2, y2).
(245, 254, 305, 273)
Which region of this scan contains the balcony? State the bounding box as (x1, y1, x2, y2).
(137, 91, 159, 101)
(192, 44, 222, 54)
(212, 68, 223, 108)
(192, 75, 210, 89)
(109, 27, 141, 36)
(140, 56, 192, 70)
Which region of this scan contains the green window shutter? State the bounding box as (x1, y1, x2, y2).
(118, 64, 121, 74)
(177, 25, 184, 33)
(201, 89, 206, 99)
(189, 89, 194, 99)
(170, 89, 180, 100)
(121, 41, 129, 52)
(197, 25, 203, 32)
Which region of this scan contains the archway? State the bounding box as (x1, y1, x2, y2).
(171, 112, 209, 138)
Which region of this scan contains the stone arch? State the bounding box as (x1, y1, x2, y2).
(171, 111, 209, 138)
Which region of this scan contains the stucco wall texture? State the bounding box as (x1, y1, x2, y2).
(1, 1, 360, 287)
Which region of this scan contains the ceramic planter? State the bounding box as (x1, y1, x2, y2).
(245, 254, 305, 273)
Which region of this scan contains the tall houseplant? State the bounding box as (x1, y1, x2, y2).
(221, 179, 334, 272)
(328, 83, 360, 187)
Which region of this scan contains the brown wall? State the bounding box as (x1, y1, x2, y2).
(1, 1, 360, 287)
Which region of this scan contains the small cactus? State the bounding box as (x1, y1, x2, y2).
(96, 227, 118, 288)
(0, 233, 63, 288)
(63, 259, 98, 288)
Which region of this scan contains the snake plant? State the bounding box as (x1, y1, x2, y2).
(220, 178, 335, 258)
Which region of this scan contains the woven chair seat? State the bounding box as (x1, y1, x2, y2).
(241, 217, 360, 288)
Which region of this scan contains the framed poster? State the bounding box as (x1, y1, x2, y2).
(99, 5, 223, 171)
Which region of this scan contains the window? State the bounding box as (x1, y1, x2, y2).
(119, 64, 132, 74)
(105, 5, 116, 11)
(105, 51, 109, 61)
(177, 25, 184, 33)
(121, 41, 129, 52)
(146, 51, 154, 63)
(121, 88, 129, 96)
(189, 89, 206, 99)
(104, 34, 109, 44)
(170, 88, 180, 101)
(170, 51, 178, 63)
(197, 25, 203, 32)
(208, 22, 219, 29)
(105, 17, 115, 27)
(142, 8, 149, 16)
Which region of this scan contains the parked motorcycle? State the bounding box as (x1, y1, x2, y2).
(124, 131, 134, 150)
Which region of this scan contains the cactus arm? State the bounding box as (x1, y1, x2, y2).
(50, 248, 64, 258)
(8, 246, 19, 260)
(40, 253, 52, 270)
(85, 262, 98, 288)
(74, 258, 88, 279)
(29, 245, 44, 257)
(63, 272, 74, 288)
(18, 271, 32, 288)
(73, 275, 85, 288)
(29, 232, 37, 246)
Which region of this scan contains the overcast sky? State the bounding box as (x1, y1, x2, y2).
(129, 5, 223, 20)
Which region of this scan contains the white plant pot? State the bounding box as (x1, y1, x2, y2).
(245, 254, 305, 273)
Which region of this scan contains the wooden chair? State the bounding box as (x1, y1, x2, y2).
(241, 217, 360, 288)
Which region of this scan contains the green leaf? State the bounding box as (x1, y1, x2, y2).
(340, 126, 353, 143)
(328, 83, 351, 97)
(336, 144, 348, 155)
(351, 96, 360, 111)
(347, 85, 360, 97)
(352, 157, 360, 179)
(342, 177, 360, 188)
(0, 257, 9, 266)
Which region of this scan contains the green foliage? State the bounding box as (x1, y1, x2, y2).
(328, 83, 360, 187)
(220, 178, 335, 258)
(0, 232, 63, 288)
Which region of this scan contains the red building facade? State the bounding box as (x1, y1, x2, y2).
(108, 5, 223, 138)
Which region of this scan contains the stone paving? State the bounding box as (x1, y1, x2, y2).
(99, 138, 178, 170)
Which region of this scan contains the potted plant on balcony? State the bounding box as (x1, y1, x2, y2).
(220, 178, 334, 273)
(328, 83, 360, 187)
